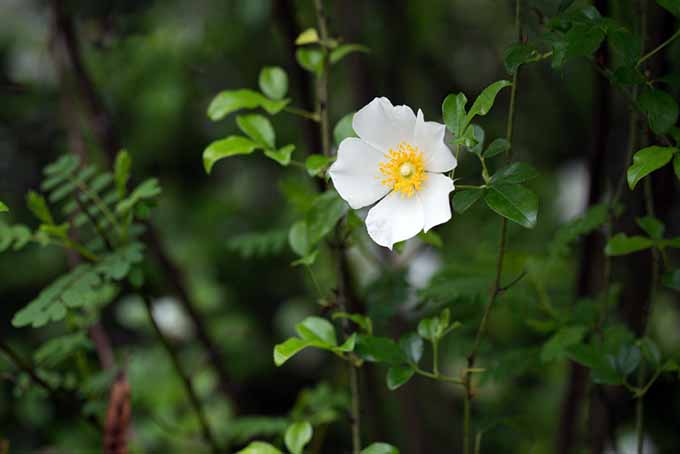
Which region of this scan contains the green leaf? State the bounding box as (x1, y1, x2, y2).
(464, 80, 512, 126)
(627, 146, 677, 189)
(565, 24, 605, 59)
(273, 337, 315, 366)
(541, 325, 587, 362)
(334, 112, 357, 145)
(673, 153, 680, 181)
(0, 201, 7, 213)
(656, 0, 680, 17)
(418, 230, 443, 248)
(490, 162, 538, 184)
(356, 335, 405, 365)
(34, 332, 92, 367)
(291, 249, 319, 267)
(361, 443, 400, 454)
(258, 66, 288, 101)
(265, 145, 296, 166)
(330, 44, 369, 64)
(399, 333, 423, 364)
(503, 43, 538, 74)
(295, 28, 319, 45)
(114, 149, 132, 198)
(386, 366, 415, 390)
(333, 312, 373, 334)
(637, 216, 665, 239)
(639, 88, 679, 134)
(614, 345, 641, 376)
(116, 178, 161, 214)
(296, 48, 324, 77)
(335, 333, 357, 353)
(661, 269, 680, 290)
(236, 441, 283, 454)
(289, 221, 310, 257)
(567, 344, 622, 385)
(483, 138, 511, 158)
(305, 190, 348, 245)
(296, 316, 337, 346)
(26, 191, 53, 225)
(604, 233, 654, 256)
(284, 421, 313, 454)
(453, 188, 484, 213)
(207, 89, 289, 121)
(305, 154, 333, 177)
(203, 136, 259, 174)
(638, 338, 662, 369)
(237, 114, 276, 149)
(463, 124, 485, 154)
(484, 184, 538, 228)
(442, 93, 467, 137)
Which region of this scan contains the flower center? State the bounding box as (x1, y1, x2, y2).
(378, 142, 427, 198)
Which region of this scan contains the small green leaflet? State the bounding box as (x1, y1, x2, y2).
(305, 154, 333, 177)
(296, 48, 324, 77)
(258, 66, 288, 101)
(605, 233, 654, 256)
(284, 421, 313, 454)
(627, 146, 678, 189)
(295, 28, 319, 45)
(361, 443, 400, 454)
(207, 89, 289, 121)
(203, 136, 259, 173)
(639, 88, 679, 134)
(464, 80, 512, 126)
(442, 93, 467, 137)
(330, 44, 369, 64)
(264, 145, 296, 167)
(0, 201, 7, 213)
(235, 441, 282, 454)
(237, 114, 276, 149)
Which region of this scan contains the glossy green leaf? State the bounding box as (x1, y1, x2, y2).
(356, 335, 405, 365)
(114, 149, 131, 198)
(305, 154, 333, 177)
(259, 66, 288, 100)
(207, 89, 289, 121)
(237, 114, 276, 149)
(453, 188, 484, 213)
(334, 113, 357, 145)
(464, 80, 512, 125)
(296, 316, 337, 346)
(442, 93, 467, 137)
(399, 333, 423, 364)
(386, 366, 415, 390)
(604, 233, 654, 256)
(627, 146, 677, 189)
(296, 48, 324, 77)
(274, 337, 314, 366)
(484, 184, 538, 228)
(335, 333, 357, 353)
(295, 28, 319, 45)
(236, 441, 283, 454)
(361, 443, 400, 454)
(265, 145, 295, 166)
(490, 162, 538, 184)
(639, 88, 679, 134)
(330, 44, 369, 64)
(483, 138, 511, 158)
(285, 421, 313, 454)
(203, 136, 259, 173)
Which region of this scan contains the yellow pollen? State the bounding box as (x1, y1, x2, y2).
(378, 142, 427, 198)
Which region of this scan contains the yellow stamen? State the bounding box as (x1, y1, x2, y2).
(378, 142, 427, 198)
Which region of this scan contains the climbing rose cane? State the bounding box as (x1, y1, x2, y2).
(329, 97, 457, 249)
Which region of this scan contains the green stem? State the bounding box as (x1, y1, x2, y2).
(432, 340, 440, 376)
(285, 106, 321, 122)
(637, 28, 680, 67)
(349, 364, 361, 454)
(142, 294, 220, 454)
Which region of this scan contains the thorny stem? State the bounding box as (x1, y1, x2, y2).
(141, 294, 220, 454)
(312, 1, 361, 453)
(462, 2, 521, 453)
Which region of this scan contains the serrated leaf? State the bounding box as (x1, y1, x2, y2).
(330, 44, 369, 64)
(236, 441, 283, 454)
(386, 366, 415, 390)
(483, 138, 511, 158)
(639, 88, 679, 134)
(442, 93, 467, 137)
(237, 114, 276, 149)
(207, 89, 289, 121)
(605, 233, 654, 256)
(490, 162, 538, 184)
(203, 136, 259, 174)
(484, 184, 538, 228)
(265, 145, 295, 166)
(296, 48, 324, 77)
(296, 28, 319, 45)
(285, 421, 313, 454)
(453, 188, 484, 213)
(464, 80, 512, 125)
(259, 66, 288, 100)
(361, 443, 400, 454)
(334, 113, 357, 145)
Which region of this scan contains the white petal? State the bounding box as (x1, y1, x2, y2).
(414, 109, 457, 173)
(418, 173, 454, 232)
(353, 97, 416, 152)
(329, 138, 390, 209)
(365, 191, 424, 250)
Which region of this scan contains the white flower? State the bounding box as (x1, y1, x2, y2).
(329, 97, 457, 249)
